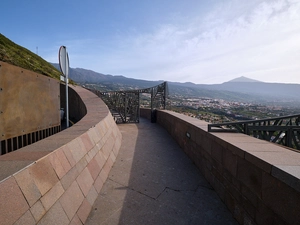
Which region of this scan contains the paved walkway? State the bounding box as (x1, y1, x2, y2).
(86, 119, 237, 225)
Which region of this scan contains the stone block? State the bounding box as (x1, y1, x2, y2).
(37, 201, 69, 225)
(87, 157, 101, 181)
(272, 165, 300, 192)
(237, 157, 262, 197)
(30, 200, 46, 223)
(97, 169, 108, 191)
(94, 150, 106, 170)
(67, 138, 87, 164)
(222, 148, 238, 177)
(196, 132, 212, 155)
(87, 127, 101, 145)
(76, 157, 88, 174)
(245, 151, 275, 173)
(48, 152, 66, 179)
(61, 166, 79, 190)
(69, 214, 83, 225)
(0, 177, 29, 224)
(77, 167, 94, 197)
(86, 185, 98, 206)
(55, 146, 72, 173)
(80, 132, 94, 152)
(241, 185, 258, 209)
(59, 181, 84, 221)
(14, 167, 42, 207)
(62, 145, 76, 167)
(40, 181, 64, 211)
(77, 199, 92, 224)
(14, 210, 36, 225)
(262, 172, 300, 225)
(211, 141, 223, 163)
(28, 157, 59, 196)
(255, 201, 276, 225)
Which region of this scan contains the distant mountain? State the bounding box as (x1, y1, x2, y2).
(52, 63, 163, 88)
(226, 76, 262, 83)
(51, 63, 300, 107)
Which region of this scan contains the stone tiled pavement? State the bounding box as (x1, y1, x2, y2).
(86, 118, 238, 225)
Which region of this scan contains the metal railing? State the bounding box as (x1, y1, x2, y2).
(0, 125, 61, 155)
(87, 82, 168, 123)
(208, 114, 300, 150)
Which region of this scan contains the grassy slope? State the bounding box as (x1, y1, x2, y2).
(0, 33, 60, 80)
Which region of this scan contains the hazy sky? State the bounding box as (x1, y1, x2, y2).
(2, 0, 300, 84)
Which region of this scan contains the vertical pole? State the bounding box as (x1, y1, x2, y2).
(65, 53, 69, 128)
(138, 92, 140, 123)
(163, 82, 167, 110)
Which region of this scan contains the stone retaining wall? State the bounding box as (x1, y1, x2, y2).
(0, 86, 122, 224)
(141, 108, 300, 225)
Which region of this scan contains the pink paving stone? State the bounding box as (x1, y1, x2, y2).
(109, 151, 117, 163)
(77, 199, 92, 224)
(86, 185, 98, 206)
(87, 157, 101, 181)
(62, 144, 77, 167)
(67, 138, 87, 164)
(94, 173, 104, 193)
(76, 157, 88, 174)
(87, 128, 100, 145)
(59, 181, 85, 220)
(14, 167, 42, 207)
(48, 151, 67, 179)
(37, 201, 70, 225)
(94, 150, 106, 170)
(103, 156, 114, 174)
(101, 142, 111, 160)
(0, 177, 29, 225)
(87, 146, 98, 162)
(55, 146, 72, 173)
(40, 181, 64, 211)
(95, 122, 105, 137)
(70, 214, 83, 225)
(28, 157, 59, 196)
(77, 167, 94, 197)
(80, 132, 95, 152)
(96, 138, 104, 150)
(99, 167, 109, 185)
(30, 200, 46, 222)
(61, 166, 79, 190)
(85, 151, 93, 163)
(14, 210, 36, 225)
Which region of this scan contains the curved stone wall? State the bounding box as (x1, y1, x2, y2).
(141, 108, 300, 225)
(0, 85, 122, 224)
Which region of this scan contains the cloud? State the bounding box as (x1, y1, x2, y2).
(46, 0, 300, 84)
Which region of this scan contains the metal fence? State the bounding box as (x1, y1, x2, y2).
(87, 82, 168, 123)
(208, 114, 300, 151)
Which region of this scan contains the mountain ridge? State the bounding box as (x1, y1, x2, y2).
(51, 63, 300, 107)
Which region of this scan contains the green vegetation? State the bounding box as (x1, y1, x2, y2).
(0, 33, 61, 80)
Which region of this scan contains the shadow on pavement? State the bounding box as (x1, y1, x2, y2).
(86, 118, 237, 225)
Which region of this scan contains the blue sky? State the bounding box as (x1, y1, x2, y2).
(2, 0, 300, 84)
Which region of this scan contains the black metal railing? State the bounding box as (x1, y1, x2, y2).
(208, 114, 300, 151)
(87, 82, 168, 123)
(0, 125, 61, 155)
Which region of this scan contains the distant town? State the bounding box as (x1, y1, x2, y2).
(141, 93, 299, 124)
(81, 80, 300, 125)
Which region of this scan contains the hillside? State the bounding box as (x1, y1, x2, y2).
(0, 33, 60, 79)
